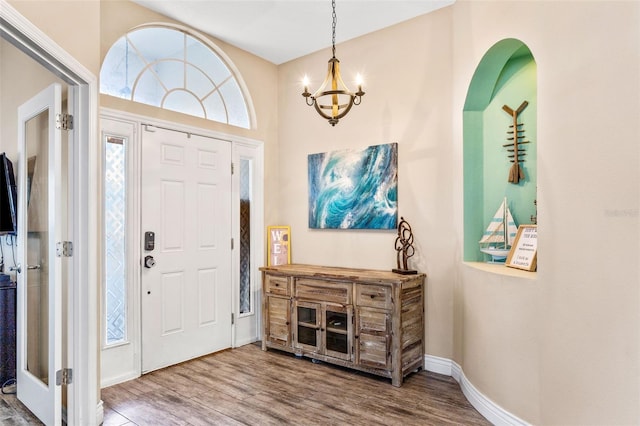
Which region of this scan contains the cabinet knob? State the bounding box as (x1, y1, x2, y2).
(370, 294, 375, 299)
(355, 335, 359, 339)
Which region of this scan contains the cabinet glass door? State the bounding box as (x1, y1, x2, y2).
(325, 304, 352, 360)
(295, 301, 320, 351)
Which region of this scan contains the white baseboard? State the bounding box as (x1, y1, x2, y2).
(425, 355, 530, 426)
(96, 400, 104, 426)
(424, 353, 453, 376)
(101, 371, 140, 389)
(234, 336, 260, 348)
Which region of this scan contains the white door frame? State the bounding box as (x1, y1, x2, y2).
(1, 2, 99, 424)
(99, 108, 264, 384)
(99, 117, 140, 388)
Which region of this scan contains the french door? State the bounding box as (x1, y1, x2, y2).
(16, 83, 63, 425)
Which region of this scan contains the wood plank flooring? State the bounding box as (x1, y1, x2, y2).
(102, 343, 490, 426)
(0, 343, 490, 425)
(0, 381, 42, 425)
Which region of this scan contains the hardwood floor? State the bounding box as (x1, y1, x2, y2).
(0, 343, 490, 425)
(102, 343, 490, 426)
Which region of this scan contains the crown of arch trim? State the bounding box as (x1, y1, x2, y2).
(100, 24, 254, 129)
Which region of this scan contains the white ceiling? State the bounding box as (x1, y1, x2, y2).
(132, 0, 455, 65)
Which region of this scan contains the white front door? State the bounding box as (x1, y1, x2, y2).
(141, 125, 232, 372)
(16, 83, 63, 425)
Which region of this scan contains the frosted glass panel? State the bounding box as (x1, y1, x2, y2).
(239, 158, 251, 314)
(100, 37, 146, 99)
(219, 79, 249, 128)
(104, 136, 127, 345)
(187, 65, 215, 98)
(25, 109, 50, 385)
(164, 91, 205, 118)
(186, 36, 231, 82)
(134, 69, 164, 106)
(156, 60, 184, 91)
(202, 91, 227, 123)
(128, 27, 185, 62)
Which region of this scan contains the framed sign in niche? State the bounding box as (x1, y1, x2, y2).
(506, 225, 537, 271)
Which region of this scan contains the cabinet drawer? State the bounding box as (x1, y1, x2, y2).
(357, 308, 389, 333)
(356, 284, 392, 309)
(295, 279, 351, 304)
(265, 275, 290, 296)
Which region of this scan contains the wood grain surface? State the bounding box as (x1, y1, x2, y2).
(99, 343, 490, 425)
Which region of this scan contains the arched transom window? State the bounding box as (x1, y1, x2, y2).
(100, 25, 251, 129)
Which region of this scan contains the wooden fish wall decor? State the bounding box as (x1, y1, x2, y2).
(502, 101, 529, 184)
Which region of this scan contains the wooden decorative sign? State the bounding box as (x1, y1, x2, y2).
(267, 225, 291, 266)
(506, 225, 537, 271)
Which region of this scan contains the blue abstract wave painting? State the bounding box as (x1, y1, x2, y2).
(308, 143, 398, 229)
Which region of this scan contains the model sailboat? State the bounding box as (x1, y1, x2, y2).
(479, 198, 518, 262)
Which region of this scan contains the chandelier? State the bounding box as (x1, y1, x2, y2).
(302, 0, 365, 126)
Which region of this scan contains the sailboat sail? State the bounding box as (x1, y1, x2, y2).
(505, 208, 517, 246)
(479, 199, 508, 245)
(479, 198, 518, 262)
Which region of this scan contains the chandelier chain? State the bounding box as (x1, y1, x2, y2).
(331, 0, 337, 58)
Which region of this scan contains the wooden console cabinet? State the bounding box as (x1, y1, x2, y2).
(261, 264, 425, 387)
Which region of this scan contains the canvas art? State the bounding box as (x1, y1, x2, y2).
(308, 143, 398, 229)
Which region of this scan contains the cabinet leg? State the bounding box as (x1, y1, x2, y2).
(391, 372, 402, 387)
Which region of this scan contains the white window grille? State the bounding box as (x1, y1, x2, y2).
(100, 26, 250, 129)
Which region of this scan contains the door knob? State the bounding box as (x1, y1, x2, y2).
(9, 264, 21, 274)
(144, 255, 156, 269)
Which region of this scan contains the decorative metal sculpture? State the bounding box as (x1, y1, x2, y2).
(503, 101, 530, 184)
(393, 217, 417, 275)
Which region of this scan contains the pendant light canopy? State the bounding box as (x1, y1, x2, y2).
(302, 0, 365, 126)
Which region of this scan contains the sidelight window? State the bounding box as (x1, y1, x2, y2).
(104, 135, 127, 345)
(239, 158, 251, 314)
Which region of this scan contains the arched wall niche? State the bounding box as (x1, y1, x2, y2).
(463, 38, 537, 262)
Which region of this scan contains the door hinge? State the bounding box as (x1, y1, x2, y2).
(231, 162, 235, 175)
(231, 313, 235, 325)
(231, 238, 234, 250)
(56, 241, 73, 257)
(56, 113, 73, 130)
(56, 368, 72, 386)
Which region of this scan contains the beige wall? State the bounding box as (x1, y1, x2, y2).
(452, 1, 639, 424)
(279, 1, 639, 425)
(278, 5, 457, 365)
(8, 0, 101, 75)
(0, 38, 67, 161)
